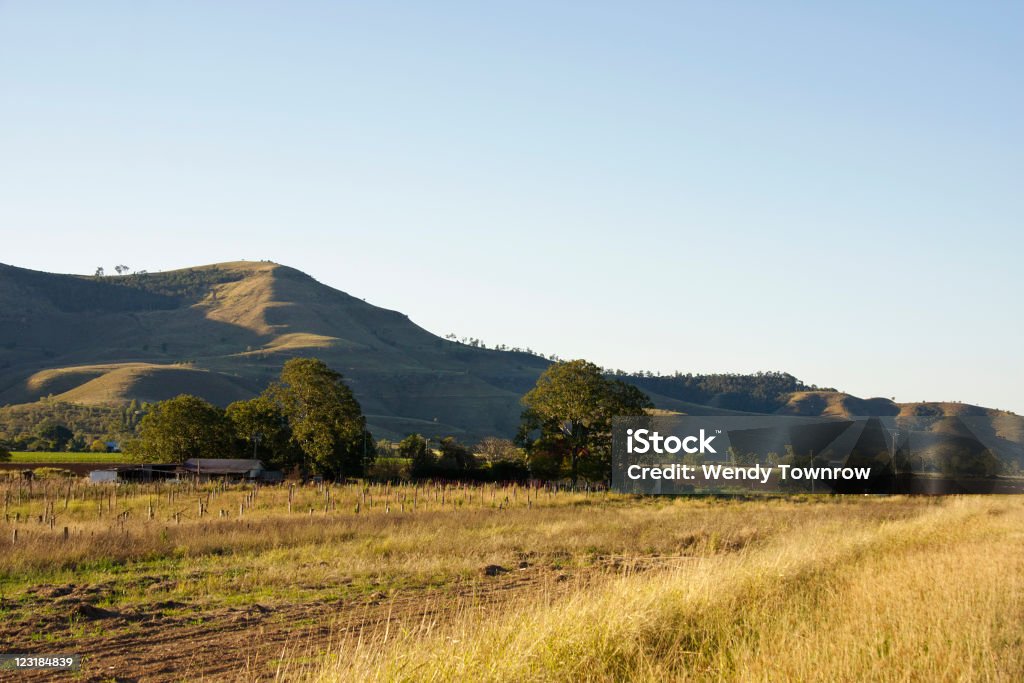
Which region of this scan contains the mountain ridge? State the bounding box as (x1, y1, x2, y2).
(0, 261, 1017, 442)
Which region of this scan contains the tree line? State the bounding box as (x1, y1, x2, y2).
(0, 401, 144, 452)
(123, 358, 372, 479)
(1, 357, 655, 484)
(616, 370, 832, 413)
(117, 357, 651, 484)
(375, 360, 650, 484)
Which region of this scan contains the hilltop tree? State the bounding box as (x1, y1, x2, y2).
(265, 358, 372, 479)
(226, 396, 298, 470)
(127, 394, 234, 462)
(518, 359, 652, 484)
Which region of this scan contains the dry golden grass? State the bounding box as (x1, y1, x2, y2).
(56, 364, 253, 405)
(27, 362, 179, 396)
(293, 496, 1024, 683)
(2, 480, 1021, 681)
(21, 362, 257, 406)
(200, 264, 282, 336)
(2, 480, 789, 581)
(259, 333, 350, 353)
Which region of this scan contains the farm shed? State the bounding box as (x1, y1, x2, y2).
(89, 470, 118, 484)
(89, 464, 180, 483)
(183, 458, 280, 482)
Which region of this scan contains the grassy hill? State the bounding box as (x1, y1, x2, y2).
(0, 261, 1018, 444)
(776, 390, 1016, 421)
(0, 261, 550, 440)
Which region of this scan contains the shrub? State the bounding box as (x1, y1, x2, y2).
(31, 467, 77, 479)
(367, 457, 410, 483)
(485, 459, 530, 482)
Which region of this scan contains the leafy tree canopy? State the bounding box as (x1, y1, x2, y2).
(34, 420, 74, 451)
(436, 436, 476, 471)
(398, 433, 433, 478)
(397, 433, 427, 460)
(518, 359, 652, 484)
(126, 394, 234, 462)
(226, 395, 298, 471)
(264, 358, 372, 478)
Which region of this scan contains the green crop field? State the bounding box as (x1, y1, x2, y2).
(7, 451, 130, 464)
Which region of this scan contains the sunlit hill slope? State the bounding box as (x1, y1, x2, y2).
(0, 261, 551, 440)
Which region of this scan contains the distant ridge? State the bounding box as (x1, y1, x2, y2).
(0, 261, 1018, 441)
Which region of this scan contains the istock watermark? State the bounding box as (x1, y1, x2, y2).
(612, 415, 1024, 495)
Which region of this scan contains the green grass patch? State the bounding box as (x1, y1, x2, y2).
(8, 451, 130, 463)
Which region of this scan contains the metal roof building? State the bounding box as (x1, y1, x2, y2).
(183, 458, 265, 480)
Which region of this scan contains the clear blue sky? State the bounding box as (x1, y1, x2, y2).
(1, 2, 1021, 413)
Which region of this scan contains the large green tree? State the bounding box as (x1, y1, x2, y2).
(35, 420, 74, 451)
(518, 359, 652, 484)
(129, 394, 234, 462)
(226, 395, 298, 471)
(436, 436, 476, 472)
(265, 358, 372, 478)
(398, 433, 433, 478)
